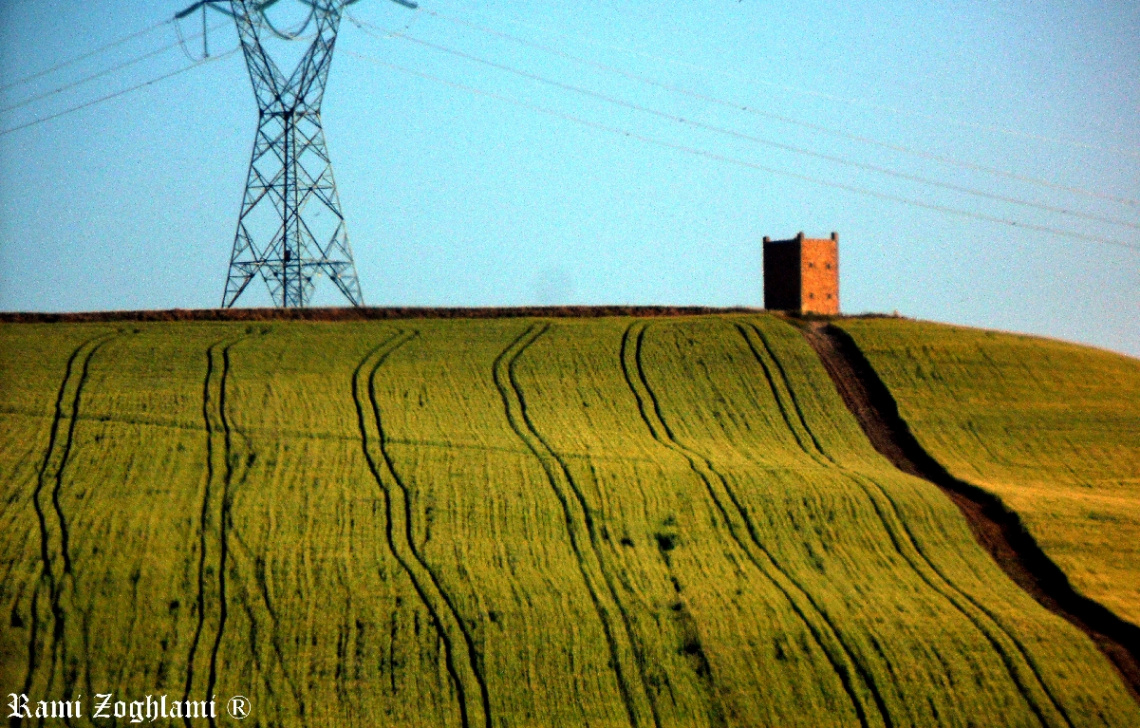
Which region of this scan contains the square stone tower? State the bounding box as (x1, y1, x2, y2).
(763, 232, 839, 315)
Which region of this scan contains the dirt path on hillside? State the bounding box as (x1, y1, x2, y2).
(802, 321, 1140, 704)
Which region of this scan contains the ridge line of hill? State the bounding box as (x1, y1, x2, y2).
(0, 306, 770, 323)
(800, 320, 1140, 704)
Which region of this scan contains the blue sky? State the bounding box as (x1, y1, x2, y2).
(1, 0, 1137, 356)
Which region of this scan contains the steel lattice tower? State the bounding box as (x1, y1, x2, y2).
(220, 0, 361, 307)
(174, 0, 415, 306)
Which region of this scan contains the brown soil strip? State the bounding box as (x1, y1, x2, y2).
(0, 305, 760, 324)
(801, 321, 1140, 704)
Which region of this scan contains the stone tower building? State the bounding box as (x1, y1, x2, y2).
(763, 232, 839, 315)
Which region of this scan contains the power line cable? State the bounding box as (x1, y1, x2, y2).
(0, 18, 173, 94)
(424, 7, 1140, 162)
(340, 49, 1138, 253)
(1, 23, 227, 116)
(0, 49, 238, 138)
(351, 20, 1140, 232)
(411, 8, 1140, 209)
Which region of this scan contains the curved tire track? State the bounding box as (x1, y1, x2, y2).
(741, 322, 1071, 728)
(183, 339, 223, 727)
(183, 336, 249, 728)
(494, 323, 658, 728)
(352, 330, 490, 728)
(620, 320, 889, 728)
(25, 337, 88, 702)
(22, 332, 115, 716)
(209, 340, 243, 728)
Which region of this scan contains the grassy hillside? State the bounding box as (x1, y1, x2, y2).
(1, 316, 1136, 727)
(840, 319, 1140, 629)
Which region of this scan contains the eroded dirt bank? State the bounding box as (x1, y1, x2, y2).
(802, 321, 1140, 703)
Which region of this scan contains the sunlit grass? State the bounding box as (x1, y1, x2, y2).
(0, 316, 1135, 726)
(841, 318, 1140, 629)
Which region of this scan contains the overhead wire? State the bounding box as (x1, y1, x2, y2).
(0, 48, 240, 138)
(340, 49, 1138, 253)
(413, 8, 1140, 209)
(434, 7, 1140, 162)
(3, 5, 1132, 250)
(349, 18, 1140, 232)
(1, 22, 229, 116)
(0, 0, 327, 138)
(0, 18, 174, 94)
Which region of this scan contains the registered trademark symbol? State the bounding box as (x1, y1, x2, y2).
(227, 696, 250, 720)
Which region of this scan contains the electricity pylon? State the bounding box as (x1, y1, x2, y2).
(176, 0, 415, 307)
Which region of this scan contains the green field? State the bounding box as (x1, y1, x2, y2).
(1, 316, 1136, 727)
(839, 318, 1140, 630)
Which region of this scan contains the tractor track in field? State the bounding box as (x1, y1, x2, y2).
(185, 337, 250, 728)
(25, 337, 86, 702)
(802, 320, 1140, 707)
(352, 329, 491, 728)
(184, 339, 223, 727)
(22, 332, 115, 722)
(741, 322, 1073, 728)
(495, 323, 660, 728)
(620, 320, 889, 728)
(209, 340, 241, 728)
(229, 525, 295, 711)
